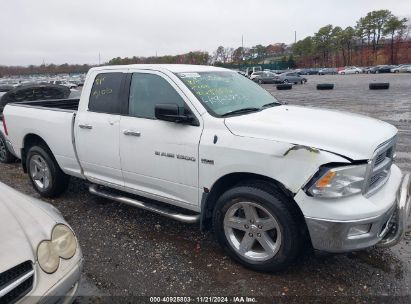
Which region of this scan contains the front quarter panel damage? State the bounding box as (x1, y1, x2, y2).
(199, 127, 351, 198)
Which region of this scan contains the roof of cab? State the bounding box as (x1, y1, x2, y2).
(90, 64, 228, 73)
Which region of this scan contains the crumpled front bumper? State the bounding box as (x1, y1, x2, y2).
(377, 173, 411, 248)
(305, 174, 410, 253)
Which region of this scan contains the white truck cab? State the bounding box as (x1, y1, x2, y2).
(3, 64, 410, 272)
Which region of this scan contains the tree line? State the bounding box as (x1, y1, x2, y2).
(107, 51, 210, 65)
(0, 63, 92, 77)
(212, 10, 409, 68)
(293, 10, 409, 67)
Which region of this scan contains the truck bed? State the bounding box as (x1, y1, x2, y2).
(10, 98, 80, 112)
(3, 100, 83, 177)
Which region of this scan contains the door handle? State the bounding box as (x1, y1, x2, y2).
(123, 130, 141, 137)
(79, 124, 93, 130)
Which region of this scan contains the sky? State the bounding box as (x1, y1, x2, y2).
(0, 0, 410, 66)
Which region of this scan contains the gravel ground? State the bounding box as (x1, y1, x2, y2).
(0, 73, 410, 302)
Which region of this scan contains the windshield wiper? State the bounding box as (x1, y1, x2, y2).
(261, 102, 282, 109)
(221, 107, 261, 117)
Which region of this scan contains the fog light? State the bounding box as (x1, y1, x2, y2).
(348, 224, 371, 237)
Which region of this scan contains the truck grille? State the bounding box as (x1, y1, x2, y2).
(0, 261, 34, 304)
(363, 137, 396, 197)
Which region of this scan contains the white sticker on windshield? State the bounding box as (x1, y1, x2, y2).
(178, 72, 201, 78)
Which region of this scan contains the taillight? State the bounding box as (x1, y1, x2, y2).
(2, 116, 8, 136)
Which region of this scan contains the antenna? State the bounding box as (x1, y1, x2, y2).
(98, 52, 101, 65)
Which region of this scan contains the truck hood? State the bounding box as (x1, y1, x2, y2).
(224, 105, 397, 160)
(0, 183, 62, 273)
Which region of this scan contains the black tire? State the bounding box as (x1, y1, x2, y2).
(26, 145, 69, 198)
(258, 79, 263, 84)
(283, 79, 289, 84)
(276, 83, 292, 90)
(0, 132, 16, 164)
(212, 183, 302, 272)
(369, 82, 390, 90)
(317, 83, 334, 90)
(355, 71, 359, 74)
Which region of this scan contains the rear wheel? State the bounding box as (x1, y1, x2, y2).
(258, 79, 263, 84)
(283, 79, 289, 84)
(213, 183, 302, 272)
(27, 145, 69, 198)
(0, 133, 15, 164)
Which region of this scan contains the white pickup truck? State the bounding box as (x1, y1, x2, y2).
(3, 64, 410, 272)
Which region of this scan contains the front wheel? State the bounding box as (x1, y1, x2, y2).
(27, 145, 69, 198)
(213, 184, 302, 272)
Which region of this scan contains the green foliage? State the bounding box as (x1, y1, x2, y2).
(291, 9, 410, 66)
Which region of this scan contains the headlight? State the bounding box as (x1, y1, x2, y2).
(306, 164, 367, 198)
(37, 224, 77, 274)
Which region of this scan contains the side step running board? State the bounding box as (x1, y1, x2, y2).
(89, 184, 200, 224)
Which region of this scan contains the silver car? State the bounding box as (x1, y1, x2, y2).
(391, 64, 411, 73)
(274, 72, 307, 84)
(0, 182, 83, 304)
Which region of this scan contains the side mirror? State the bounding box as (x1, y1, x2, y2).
(155, 103, 196, 125)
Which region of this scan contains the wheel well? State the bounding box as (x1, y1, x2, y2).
(21, 134, 50, 172)
(201, 173, 307, 235)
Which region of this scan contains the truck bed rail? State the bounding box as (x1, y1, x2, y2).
(9, 99, 80, 112)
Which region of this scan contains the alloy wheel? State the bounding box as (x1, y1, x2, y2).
(224, 201, 282, 262)
(29, 155, 51, 190)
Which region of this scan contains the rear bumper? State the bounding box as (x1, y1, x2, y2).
(305, 174, 410, 253)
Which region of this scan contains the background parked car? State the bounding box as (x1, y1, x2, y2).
(391, 64, 411, 73)
(249, 71, 263, 80)
(0, 182, 83, 303)
(0, 85, 14, 100)
(338, 66, 362, 74)
(274, 72, 307, 84)
(362, 66, 373, 73)
(297, 68, 320, 75)
(367, 65, 393, 74)
(268, 69, 286, 74)
(252, 71, 278, 84)
(0, 84, 71, 114)
(318, 68, 337, 75)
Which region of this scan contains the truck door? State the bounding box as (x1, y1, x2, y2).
(119, 71, 202, 208)
(75, 72, 127, 187)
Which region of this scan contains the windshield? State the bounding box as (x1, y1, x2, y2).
(177, 71, 280, 116)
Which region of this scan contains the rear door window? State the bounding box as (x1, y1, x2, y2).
(89, 73, 125, 114)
